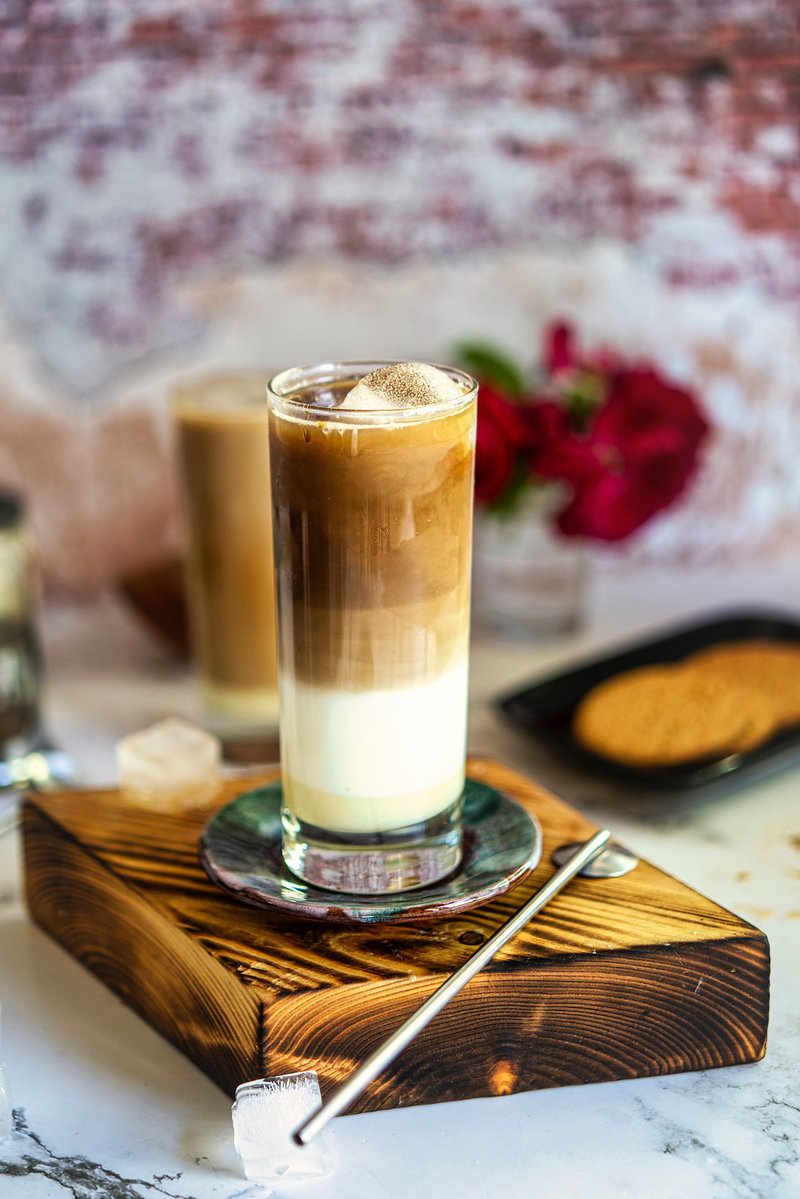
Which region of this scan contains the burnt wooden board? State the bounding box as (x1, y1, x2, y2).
(21, 757, 769, 1111)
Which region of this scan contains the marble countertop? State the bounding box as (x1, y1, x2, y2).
(1, 561, 799, 1198)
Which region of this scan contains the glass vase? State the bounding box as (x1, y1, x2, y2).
(471, 486, 587, 639)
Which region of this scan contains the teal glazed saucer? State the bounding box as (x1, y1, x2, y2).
(199, 779, 542, 924)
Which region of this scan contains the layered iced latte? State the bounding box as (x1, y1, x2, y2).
(267, 361, 477, 893)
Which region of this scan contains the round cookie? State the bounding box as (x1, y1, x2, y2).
(724, 690, 781, 752)
(688, 639, 800, 728)
(572, 663, 775, 767)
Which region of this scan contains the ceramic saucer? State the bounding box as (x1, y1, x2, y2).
(199, 779, 542, 924)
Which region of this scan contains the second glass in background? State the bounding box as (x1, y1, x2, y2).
(174, 373, 279, 746)
(0, 491, 42, 761)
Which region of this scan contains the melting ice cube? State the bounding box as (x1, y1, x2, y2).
(231, 1073, 332, 1182)
(341, 362, 465, 410)
(116, 718, 221, 810)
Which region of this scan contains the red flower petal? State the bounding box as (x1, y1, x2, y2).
(475, 408, 516, 503)
(543, 321, 576, 374)
(479, 386, 529, 442)
(519, 399, 569, 449)
(556, 475, 662, 541)
(533, 435, 600, 486)
(596, 370, 709, 450)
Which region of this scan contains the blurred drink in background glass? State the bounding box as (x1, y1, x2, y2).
(0, 491, 42, 761)
(174, 373, 279, 742)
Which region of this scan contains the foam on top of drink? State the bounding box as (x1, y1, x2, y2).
(340, 362, 464, 411)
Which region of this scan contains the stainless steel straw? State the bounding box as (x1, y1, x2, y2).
(294, 827, 612, 1145)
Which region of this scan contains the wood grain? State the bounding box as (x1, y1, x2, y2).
(21, 757, 770, 1110)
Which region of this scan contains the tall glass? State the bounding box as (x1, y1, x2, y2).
(267, 362, 477, 894)
(0, 491, 41, 759)
(174, 373, 279, 739)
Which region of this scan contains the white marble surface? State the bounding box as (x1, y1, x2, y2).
(1, 561, 800, 1198)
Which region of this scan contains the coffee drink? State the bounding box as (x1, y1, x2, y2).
(175, 373, 279, 733)
(268, 361, 477, 892)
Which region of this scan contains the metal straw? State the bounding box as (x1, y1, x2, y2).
(294, 827, 612, 1145)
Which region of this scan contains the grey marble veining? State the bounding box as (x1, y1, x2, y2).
(2, 1109, 188, 1199)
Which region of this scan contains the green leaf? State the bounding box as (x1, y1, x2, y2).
(564, 372, 604, 430)
(453, 341, 528, 398)
(485, 457, 533, 517)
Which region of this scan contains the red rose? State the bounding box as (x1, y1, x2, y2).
(467, 327, 710, 540)
(539, 368, 709, 540)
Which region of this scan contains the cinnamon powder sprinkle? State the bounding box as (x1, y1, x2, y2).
(361, 362, 454, 406)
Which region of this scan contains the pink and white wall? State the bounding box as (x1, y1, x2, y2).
(1, 0, 799, 592)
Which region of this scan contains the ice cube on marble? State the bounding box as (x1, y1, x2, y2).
(116, 717, 221, 810)
(232, 1073, 332, 1182)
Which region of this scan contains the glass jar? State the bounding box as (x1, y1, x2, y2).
(471, 485, 587, 639)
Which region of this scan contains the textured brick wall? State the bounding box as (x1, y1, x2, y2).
(3, 0, 799, 393)
(1, 0, 799, 589)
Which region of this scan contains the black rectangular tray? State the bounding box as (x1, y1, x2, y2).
(498, 607, 800, 793)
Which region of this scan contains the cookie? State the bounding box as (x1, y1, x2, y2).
(572, 663, 775, 767)
(688, 639, 800, 728)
